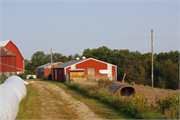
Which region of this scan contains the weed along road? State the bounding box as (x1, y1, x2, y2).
(17, 80, 133, 119)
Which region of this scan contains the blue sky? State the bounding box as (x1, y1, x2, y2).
(1, 0, 179, 60)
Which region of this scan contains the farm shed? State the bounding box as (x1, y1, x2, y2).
(52, 57, 117, 82)
(36, 62, 63, 79)
(0, 40, 24, 79)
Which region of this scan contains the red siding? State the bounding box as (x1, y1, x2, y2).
(56, 68, 64, 82)
(0, 56, 16, 72)
(53, 68, 64, 82)
(45, 68, 51, 79)
(37, 62, 63, 79)
(52, 59, 117, 82)
(4, 41, 24, 72)
(66, 66, 71, 75)
(112, 66, 116, 81)
(76, 59, 107, 81)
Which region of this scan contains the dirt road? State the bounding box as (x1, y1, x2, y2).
(30, 81, 102, 119)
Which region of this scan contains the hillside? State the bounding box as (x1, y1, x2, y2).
(78, 81, 179, 105)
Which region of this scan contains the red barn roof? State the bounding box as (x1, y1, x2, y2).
(0, 40, 24, 59)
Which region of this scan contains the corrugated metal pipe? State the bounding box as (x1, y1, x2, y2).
(109, 83, 139, 96)
(0, 76, 28, 120)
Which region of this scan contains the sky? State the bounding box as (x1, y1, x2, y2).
(0, 0, 179, 60)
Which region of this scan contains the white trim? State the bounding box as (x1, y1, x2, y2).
(71, 64, 76, 69)
(69, 69, 85, 71)
(64, 58, 116, 70)
(107, 64, 112, 80)
(55, 69, 57, 80)
(99, 70, 110, 74)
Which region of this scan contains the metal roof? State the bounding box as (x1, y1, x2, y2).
(36, 62, 62, 69)
(53, 58, 117, 69)
(0, 47, 16, 57)
(0, 40, 11, 47)
(53, 59, 86, 68)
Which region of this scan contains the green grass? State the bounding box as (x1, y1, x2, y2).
(16, 84, 42, 119)
(44, 80, 135, 119)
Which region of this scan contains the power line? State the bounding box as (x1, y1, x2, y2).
(22, 48, 51, 54)
(17, 36, 178, 44)
(4, 27, 179, 38)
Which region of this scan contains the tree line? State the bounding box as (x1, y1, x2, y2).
(25, 46, 179, 89)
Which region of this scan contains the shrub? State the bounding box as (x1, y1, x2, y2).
(155, 94, 179, 113)
(64, 82, 179, 119)
(47, 74, 52, 80)
(18, 73, 26, 79)
(64, 81, 70, 86)
(97, 79, 105, 87)
(97, 78, 113, 88)
(164, 105, 179, 119)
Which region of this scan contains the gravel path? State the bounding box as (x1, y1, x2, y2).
(30, 81, 102, 119)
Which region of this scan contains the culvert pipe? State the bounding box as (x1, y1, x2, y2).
(0, 76, 28, 120)
(109, 83, 139, 96)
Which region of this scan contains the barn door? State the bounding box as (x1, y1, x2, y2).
(70, 71, 84, 78)
(87, 68, 95, 81)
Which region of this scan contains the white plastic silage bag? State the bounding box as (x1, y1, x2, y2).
(0, 76, 28, 120)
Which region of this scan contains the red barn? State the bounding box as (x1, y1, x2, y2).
(52, 57, 117, 82)
(36, 62, 63, 79)
(0, 40, 24, 79)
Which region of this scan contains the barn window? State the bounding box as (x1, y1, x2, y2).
(59, 71, 61, 74)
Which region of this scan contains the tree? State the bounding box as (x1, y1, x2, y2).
(27, 51, 47, 73)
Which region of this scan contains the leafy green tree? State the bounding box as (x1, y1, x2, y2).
(26, 51, 47, 73)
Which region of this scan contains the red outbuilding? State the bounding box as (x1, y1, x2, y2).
(0, 40, 24, 79)
(36, 62, 63, 79)
(52, 57, 117, 82)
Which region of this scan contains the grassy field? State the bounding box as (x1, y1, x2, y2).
(16, 83, 42, 119)
(17, 79, 134, 119)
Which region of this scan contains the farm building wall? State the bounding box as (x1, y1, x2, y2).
(52, 58, 117, 82)
(36, 62, 63, 79)
(112, 66, 117, 81)
(36, 68, 44, 78)
(0, 56, 16, 72)
(45, 68, 51, 79)
(75, 59, 108, 81)
(4, 41, 24, 72)
(52, 68, 64, 82)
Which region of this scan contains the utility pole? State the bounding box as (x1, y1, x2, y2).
(151, 29, 153, 88)
(51, 48, 53, 69)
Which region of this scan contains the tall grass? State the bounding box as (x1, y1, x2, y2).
(64, 81, 179, 119)
(16, 84, 42, 119)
